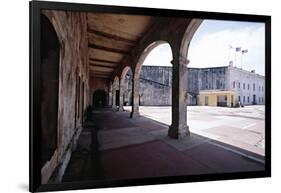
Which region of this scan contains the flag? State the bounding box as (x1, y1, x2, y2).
(236, 47, 241, 52)
(242, 49, 248, 54)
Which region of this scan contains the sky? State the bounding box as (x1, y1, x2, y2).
(143, 19, 265, 76)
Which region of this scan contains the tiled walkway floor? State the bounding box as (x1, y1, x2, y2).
(62, 108, 264, 182)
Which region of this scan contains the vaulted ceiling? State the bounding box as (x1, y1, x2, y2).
(87, 13, 155, 79)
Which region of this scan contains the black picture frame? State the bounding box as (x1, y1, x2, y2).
(29, 1, 271, 192)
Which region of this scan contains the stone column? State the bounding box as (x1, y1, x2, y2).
(118, 81, 124, 111)
(130, 75, 140, 118)
(168, 56, 190, 139)
(108, 84, 113, 107)
(112, 86, 117, 110)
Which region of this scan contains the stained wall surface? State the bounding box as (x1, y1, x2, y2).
(41, 10, 90, 184)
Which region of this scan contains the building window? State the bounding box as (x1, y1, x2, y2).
(259, 86, 261, 91)
(248, 96, 250, 103)
(248, 84, 250, 90)
(243, 83, 245, 89)
(233, 81, 235, 88)
(238, 82, 240, 88)
(253, 83, 255, 91)
(262, 97, 263, 103)
(243, 96, 245, 103)
(238, 96, 241, 102)
(262, 86, 264, 92)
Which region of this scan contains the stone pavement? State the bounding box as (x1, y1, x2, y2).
(125, 105, 265, 156)
(62, 107, 264, 182)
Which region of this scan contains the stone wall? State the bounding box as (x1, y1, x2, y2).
(41, 10, 89, 184)
(125, 65, 264, 106)
(139, 66, 172, 105)
(197, 67, 227, 91)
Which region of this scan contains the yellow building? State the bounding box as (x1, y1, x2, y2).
(198, 90, 236, 107)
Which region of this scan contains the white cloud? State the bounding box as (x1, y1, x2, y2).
(188, 25, 265, 75)
(142, 23, 265, 76)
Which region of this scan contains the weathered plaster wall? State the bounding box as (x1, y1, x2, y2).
(41, 10, 89, 184)
(125, 66, 264, 106)
(139, 66, 172, 105)
(198, 67, 227, 91)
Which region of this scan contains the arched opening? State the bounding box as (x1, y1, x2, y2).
(40, 14, 60, 167)
(112, 76, 119, 109)
(183, 19, 266, 153)
(119, 66, 133, 112)
(92, 89, 107, 107)
(131, 41, 173, 123)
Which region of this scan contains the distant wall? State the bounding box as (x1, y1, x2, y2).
(140, 66, 172, 105)
(228, 66, 265, 105)
(126, 65, 265, 106)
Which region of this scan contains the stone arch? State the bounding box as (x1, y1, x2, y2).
(92, 89, 108, 107)
(41, 11, 66, 45)
(134, 40, 173, 80)
(179, 19, 203, 59)
(130, 41, 173, 117)
(40, 14, 61, 167)
(119, 66, 133, 111)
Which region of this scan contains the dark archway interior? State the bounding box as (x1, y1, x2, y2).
(40, 14, 60, 167)
(115, 90, 120, 106)
(93, 90, 107, 107)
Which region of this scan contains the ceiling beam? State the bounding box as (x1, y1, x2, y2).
(88, 43, 129, 55)
(90, 70, 111, 75)
(88, 28, 136, 44)
(89, 58, 120, 65)
(89, 63, 116, 69)
(90, 74, 110, 79)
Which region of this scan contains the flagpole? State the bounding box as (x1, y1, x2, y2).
(241, 49, 248, 70)
(234, 50, 237, 67)
(241, 51, 243, 69)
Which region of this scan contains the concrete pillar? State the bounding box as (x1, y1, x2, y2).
(130, 75, 140, 118)
(118, 81, 124, 111)
(168, 56, 190, 139)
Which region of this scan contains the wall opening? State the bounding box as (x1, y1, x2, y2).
(93, 89, 107, 107)
(40, 14, 60, 167)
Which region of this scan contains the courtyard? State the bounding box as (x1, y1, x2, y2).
(124, 105, 265, 157)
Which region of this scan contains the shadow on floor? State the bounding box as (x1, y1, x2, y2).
(62, 108, 265, 182)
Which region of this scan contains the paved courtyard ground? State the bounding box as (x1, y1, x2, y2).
(63, 107, 265, 182)
(124, 105, 265, 156)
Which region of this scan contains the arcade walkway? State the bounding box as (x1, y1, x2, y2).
(62, 108, 264, 182)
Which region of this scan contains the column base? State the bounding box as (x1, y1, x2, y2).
(118, 106, 124, 111)
(168, 124, 190, 139)
(130, 111, 140, 118)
